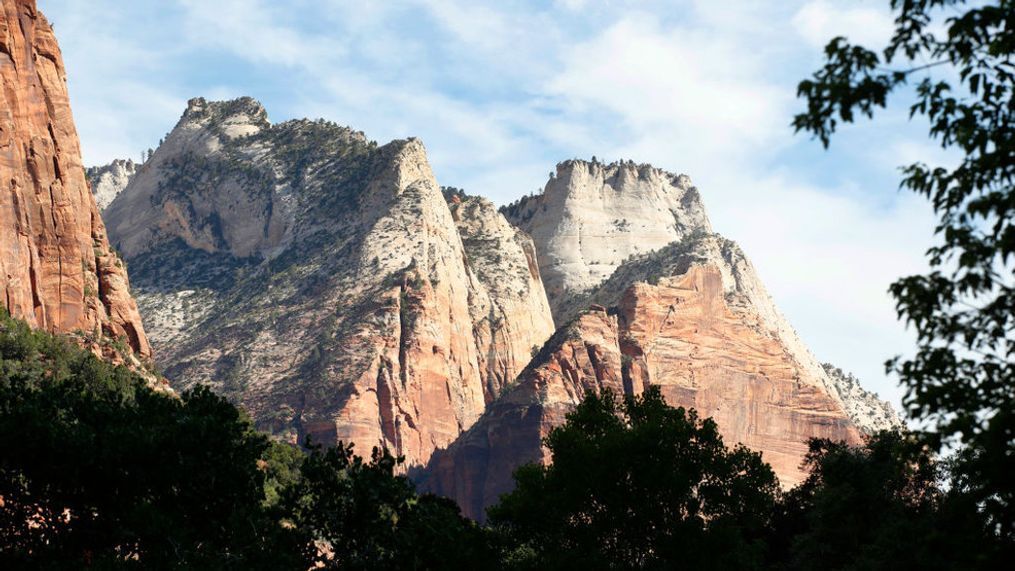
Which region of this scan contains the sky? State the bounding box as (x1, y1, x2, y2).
(40, 0, 950, 414)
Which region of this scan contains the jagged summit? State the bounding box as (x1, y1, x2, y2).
(184, 96, 268, 122)
(87, 158, 139, 211)
(101, 98, 554, 469)
(502, 156, 712, 322)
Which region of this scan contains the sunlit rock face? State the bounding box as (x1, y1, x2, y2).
(502, 159, 712, 322)
(103, 98, 555, 469)
(0, 0, 150, 362)
(422, 231, 897, 520)
(94, 100, 896, 514)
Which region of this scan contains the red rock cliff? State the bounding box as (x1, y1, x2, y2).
(0, 0, 150, 358)
(422, 238, 863, 520)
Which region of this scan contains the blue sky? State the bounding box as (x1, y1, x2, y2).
(41, 0, 949, 414)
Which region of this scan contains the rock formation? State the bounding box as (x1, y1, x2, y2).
(93, 96, 898, 516)
(103, 98, 554, 468)
(0, 0, 150, 361)
(422, 170, 900, 520)
(446, 189, 556, 400)
(86, 158, 137, 211)
(823, 363, 904, 433)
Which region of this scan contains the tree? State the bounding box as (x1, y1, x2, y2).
(0, 310, 303, 569)
(279, 443, 494, 570)
(768, 431, 999, 570)
(794, 0, 1015, 537)
(488, 387, 779, 570)
(0, 311, 493, 569)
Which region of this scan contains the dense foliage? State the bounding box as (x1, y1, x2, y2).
(280, 444, 494, 570)
(768, 432, 998, 569)
(489, 388, 780, 570)
(794, 0, 1014, 536)
(0, 311, 482, 569)
(0, 311, 301, 568)
(0, 310, 1006, 568)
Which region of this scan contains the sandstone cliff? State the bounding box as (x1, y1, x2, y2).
(86, 158, 137, 211)
(103, 99, 555, 468)
(0, 0, 150, 361)
(502, 159, 712, 321)
(421, 235, 869, 519)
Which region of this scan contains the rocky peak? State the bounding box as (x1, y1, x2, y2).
(446, 192, 556, 399)
(0, 0, 150, 361)
(182, 96, 270, 136)
(103, 99, 558, 470)
(421, 238, 866, 519)
(502, 157, 712, 321)
(87, 158, 138, 211)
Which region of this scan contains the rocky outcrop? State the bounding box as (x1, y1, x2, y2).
(823, 364, 905, 433)
(104, 99, 556, 469)
(422, 234, 876, 520)
(502, 159, 712, 321)
(86, 159, 138, 211)
(0, 0, 150, 360)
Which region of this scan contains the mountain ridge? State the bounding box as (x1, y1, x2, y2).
(88, 96, 900, 517)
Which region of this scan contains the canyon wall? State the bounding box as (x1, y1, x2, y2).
(0, 0, 149, 361)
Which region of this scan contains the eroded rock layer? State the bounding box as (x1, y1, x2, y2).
(0, 0, 150, 359)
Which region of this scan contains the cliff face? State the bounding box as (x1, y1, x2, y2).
(103, 99, 555, 468)
(86, 158, 137, 211)
(448, 192, 556, 401)
(0, 0, 150, 360)
(93, 95, 898, 515)
(422, 209, 907, 519)
(422, 235, 868, 519)
(502, 160, 712, 321)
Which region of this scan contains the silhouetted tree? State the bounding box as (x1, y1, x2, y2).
(794, 0, 1015, 538)
(0, 311, 303, 569)
(488, 387, 779, 570)
(279, 443, 495, 570)
(768, 431, 999, 570)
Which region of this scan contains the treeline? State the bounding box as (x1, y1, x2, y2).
(0, 311, 1008, 569)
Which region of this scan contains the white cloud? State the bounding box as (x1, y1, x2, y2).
(543, 10, 794, 179)
(793, 0, 895, 48)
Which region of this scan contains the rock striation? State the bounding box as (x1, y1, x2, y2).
(103, 99, 555, 468)
(0, 0, 150, 361)
(86, 158, 138, 211)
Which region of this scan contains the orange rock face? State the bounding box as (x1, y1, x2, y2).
(0, 0, 149, 358)
(422, 263, 861, 520)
